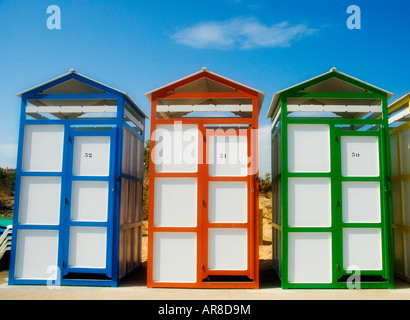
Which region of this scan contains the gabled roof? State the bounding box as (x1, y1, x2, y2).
(387, 93, 410, 125)
(145, 67, 265, 114)
(18, 69, 148, 118)
(388, 93, 410, 114)
(266, 68, 394, 119)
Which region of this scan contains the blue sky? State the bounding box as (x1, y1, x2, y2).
(1, 0, 410, 175)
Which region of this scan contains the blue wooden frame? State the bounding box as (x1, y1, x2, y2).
(9, 73, 146, 287)
(61, 127, 117, 278)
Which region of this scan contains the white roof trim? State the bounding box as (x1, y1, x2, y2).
(266, 68, 394, 119)
(145, 68, 265, 109)
(388, 93, 410, 113)
(17, 69, 148, 119)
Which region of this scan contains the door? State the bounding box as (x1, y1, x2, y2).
(285, 123, 389, 287)
(335, 129, 387, 282)
(150, 124, 256, 287)
(202, 128, 254, 282)
(62, 127, 116, 279)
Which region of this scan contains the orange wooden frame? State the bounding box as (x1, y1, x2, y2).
(147, 71, 260, 289)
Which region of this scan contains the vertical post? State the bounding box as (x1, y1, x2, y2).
(198, 124, 206, 285)
(381, 95, 395, 288)
(57, 122, 70, 284)
(330, 123, 342, 286)
(140, 116, 146, 268)
(112, 96, 124, 285)
(147, 98, 157, 288)
(253, 96, 259, 288)
(259, 209, 263, 245)
(8, 96, 27, 285)
(280, 94, 289, 289)
(393, 124, 404, 279)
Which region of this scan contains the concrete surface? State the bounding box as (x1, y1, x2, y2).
(1, 260, 410, 300)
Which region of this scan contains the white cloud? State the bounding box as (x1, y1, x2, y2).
(171, 17, 317, 50)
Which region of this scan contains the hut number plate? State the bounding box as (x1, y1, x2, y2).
(351, 152, 360, 158)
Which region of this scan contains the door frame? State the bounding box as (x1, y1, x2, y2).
(147, 121, 259, 289)
(200, 127, 255, 282)
(333, 128, 389, 281)
(281, 120, 393, 288)
(61, 127, 117, 278)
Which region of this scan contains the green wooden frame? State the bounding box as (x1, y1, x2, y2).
(271, 72, 394, 289)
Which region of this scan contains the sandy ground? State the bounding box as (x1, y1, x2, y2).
(1, 195, 410, 300)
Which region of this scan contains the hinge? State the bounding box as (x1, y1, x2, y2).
(334, 135, 339, 143)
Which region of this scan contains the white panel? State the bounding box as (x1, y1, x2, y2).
(208, 181, 247, 223)
(154, 178, 197, 227)
(156, 104, 253, 112)
(394, 230, 404, 276)
(400, 130, 410, 175)
(128, 180, 136, 223)
(126, 228, 133, 272)
(271, 136, 279, 177)
(391, 181, 402, 225)
(390, 134, 399, 177)
(154, 124, 198, 173)
(134, 227, 141, 266)
(342, 182, 381, 223)
(68, 227, 107, 268)
(120, 178, 129, 225)
(122, 128, 130, 175)
(208, 228, 247, 270)
(287, 124, 330, 173)
(22, 125, 64, 172)
(135, 182, 143, 222)
(404, 231, 410, 278)
(14, 230, 59, 280)
(26, 105, 117, 114)
(19, 176, 61, 225)
(288, 232, 332, 283)
(153, 232, 197, 283)
(70, 181, 109, 222)
(208, 135, 248, 177)
(137, 138, 144, 179)
(72, 136, 111, 176)
(130, 133, 138, 177)
(288, 104, 382, 113)
(341, 136, 379, 177)
(119, 230, 126, 278)
(402, 180, 410, 225)
(343, 228, 382, 271)
(288, 178, 331, 227)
